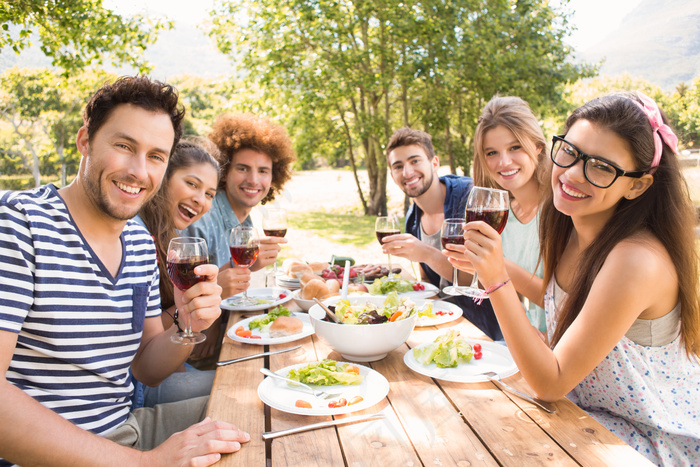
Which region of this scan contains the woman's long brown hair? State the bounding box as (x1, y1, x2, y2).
(540, 93, 700, 358)
(139, 138, 220, 310)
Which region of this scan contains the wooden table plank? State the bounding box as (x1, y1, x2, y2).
(207, 313, 268, 467)
(371, 345, 499, 466)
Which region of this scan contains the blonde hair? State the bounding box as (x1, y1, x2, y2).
(473, 95, 547, 194)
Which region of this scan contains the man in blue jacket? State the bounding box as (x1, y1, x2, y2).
(382, 127, 503, 340)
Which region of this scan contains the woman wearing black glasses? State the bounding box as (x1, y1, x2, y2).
(446, 92, 700, 465)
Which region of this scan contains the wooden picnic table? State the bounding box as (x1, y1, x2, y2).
(207, 273, 652, 466)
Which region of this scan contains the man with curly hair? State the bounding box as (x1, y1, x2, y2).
(183, 113, 296, 357)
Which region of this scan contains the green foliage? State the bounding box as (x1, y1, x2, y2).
(208, 0, 594, 215)
(0, 67, 117, 186)
(1, 0, 170, 74)
(288, 211, 405, 248)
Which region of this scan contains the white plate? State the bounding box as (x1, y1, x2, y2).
(368, 281, 439, 300)
(221, 287, 293, 311)
(415, 301, 463, 327)
(226, 312, 314, 345)
(257, 361, 389, 416)
(404, 339, 518, 383)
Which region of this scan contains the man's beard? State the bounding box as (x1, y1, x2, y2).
(83, 157, 154, 221)
(404, 170, 433, 198)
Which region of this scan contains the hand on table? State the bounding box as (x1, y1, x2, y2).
(144, 417, 249, 467)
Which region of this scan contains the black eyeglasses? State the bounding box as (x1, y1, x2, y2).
(550, 135, 646, 188)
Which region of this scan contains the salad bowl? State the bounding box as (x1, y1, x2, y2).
(308, 295, 419, 362)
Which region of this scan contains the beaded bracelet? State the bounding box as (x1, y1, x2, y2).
(485, 278, 511, 295)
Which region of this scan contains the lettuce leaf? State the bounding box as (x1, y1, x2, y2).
(248, 306, 291, 331)
(287, 359, 364, 385)
(413, 330, 473, 368)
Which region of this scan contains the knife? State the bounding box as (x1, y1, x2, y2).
(216, 345, 302, 367)
(262, 413, 385, 440)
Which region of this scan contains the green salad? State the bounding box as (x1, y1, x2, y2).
(287, 359, 363, 385)
(333, 292, 418, 324)
(413, 329, 474, 368)
(367, 277, 414, 295)
(248, 306, 291, 332)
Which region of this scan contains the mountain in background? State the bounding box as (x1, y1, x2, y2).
(2, 0, 699, 91)
(578, 0, 700, 91)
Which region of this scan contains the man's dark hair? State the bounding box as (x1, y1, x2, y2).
(385, 127, 436, 160)
(83, 75, 185, 153)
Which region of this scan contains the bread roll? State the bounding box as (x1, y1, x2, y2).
(326, 279, 340, 295)
(299, 272, 318, 288)
(269, 316, 303, 338)
(308, 262, 329, 275)
(301, 279, 330, 300)
(289, 263, 313, 278)
(282, 258, 304, 276)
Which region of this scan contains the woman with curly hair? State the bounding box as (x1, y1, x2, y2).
(183, 113, 297, 358)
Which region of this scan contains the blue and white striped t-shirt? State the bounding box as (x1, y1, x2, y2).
(0, 184, 161, 436)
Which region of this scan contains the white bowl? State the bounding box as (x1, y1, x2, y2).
(291, 289, 315, 311)
(308, 295, 419, 362)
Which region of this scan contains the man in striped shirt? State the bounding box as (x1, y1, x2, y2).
(0, 76, 249, 466)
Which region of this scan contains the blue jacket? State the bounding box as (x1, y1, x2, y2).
(405, 174, 503, 341)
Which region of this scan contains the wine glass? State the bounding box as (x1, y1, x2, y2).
(456, 186, 509, 299)
(375, 215, 400, 280)
(262, 207, 288, 281)
(228, 225, 260, 306)
(167, 237, 209, 345)
(441, 218, 466, 295)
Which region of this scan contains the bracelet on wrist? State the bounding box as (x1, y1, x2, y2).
(485, 278, 511, 295)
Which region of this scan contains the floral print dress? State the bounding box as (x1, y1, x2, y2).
(545, 280, 700, 466)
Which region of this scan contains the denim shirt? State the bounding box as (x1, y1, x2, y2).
(181, 190, 253, 268)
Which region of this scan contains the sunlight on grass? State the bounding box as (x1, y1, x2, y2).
(288, 212, 405, 248)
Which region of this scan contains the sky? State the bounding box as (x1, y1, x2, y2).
(105, 0, 645, 53)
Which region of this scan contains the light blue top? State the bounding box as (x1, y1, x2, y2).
(501, 204, 545, 332)
(181, 190, 253, 268)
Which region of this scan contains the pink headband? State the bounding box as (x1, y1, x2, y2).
(634, 91, 678, 169)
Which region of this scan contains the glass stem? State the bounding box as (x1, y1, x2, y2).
(387, 253, 392, 277)
(452, 267, 459, 287)
(469, 272, 479, 289)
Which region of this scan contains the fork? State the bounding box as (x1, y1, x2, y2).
(480, 371, 557, 414)
(260, 368, 343, 399)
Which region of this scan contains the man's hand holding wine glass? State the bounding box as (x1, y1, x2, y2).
(172, 262, 223, 335)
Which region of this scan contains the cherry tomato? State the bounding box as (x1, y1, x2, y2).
(472, 343, 482, 353)
(345, 365, 360, 375)
(328, 401, 338, 408)
(348, 396, 364, 405)
(249, 335, 261, 339)
(474, 351, 483, 360)
(295, 400, 312, 408)
(336, 398, 347, 407)
(279, 293, 287, 299)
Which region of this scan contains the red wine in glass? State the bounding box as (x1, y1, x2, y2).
(229, 245, 259, 268)
(376, 229, 400, 245)
(465, 208, 509, 234)
(167, 256, 207, 291)
(441, 234, 466, 248)
(263, 228, 287, 238)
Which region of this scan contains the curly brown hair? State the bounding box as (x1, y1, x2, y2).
(209, 113, 296, 204)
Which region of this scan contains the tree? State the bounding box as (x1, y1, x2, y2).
(0, 67, 116, 187)
(209, 0, 594, 215)
(1, 0, 170, 74)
